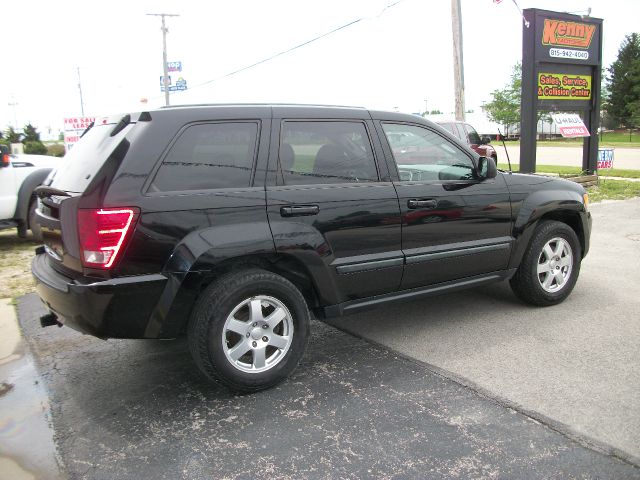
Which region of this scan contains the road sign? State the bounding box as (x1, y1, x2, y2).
(167, 61, 182, 72)
(161, 85, 187, 92)
(160, 76, 187, 92)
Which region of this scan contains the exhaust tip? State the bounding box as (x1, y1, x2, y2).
(40, 313, 61, 328)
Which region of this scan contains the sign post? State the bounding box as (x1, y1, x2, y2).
(520, 9, 603, 174)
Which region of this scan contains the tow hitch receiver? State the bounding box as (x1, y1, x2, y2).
(40, 313, 62, 328)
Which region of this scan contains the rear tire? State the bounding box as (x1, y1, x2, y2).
(510, 220, 581, 306)
(187, 269, 310, 392)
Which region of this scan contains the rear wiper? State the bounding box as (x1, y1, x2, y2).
(110, 114, 131, 137)
(34, 186, 71, 198)
(80, 122, 94, 138)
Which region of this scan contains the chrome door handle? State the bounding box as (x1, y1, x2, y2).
(407, 199, 437, 209)
(280, 205, 320, 217)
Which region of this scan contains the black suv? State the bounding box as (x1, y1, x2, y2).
(32, 105, 591, 392)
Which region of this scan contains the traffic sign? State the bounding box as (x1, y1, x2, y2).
(167, 61, 182, 72)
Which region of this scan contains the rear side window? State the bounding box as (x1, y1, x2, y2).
(150, 122, 258, 192)
(279, 121, 378, 185)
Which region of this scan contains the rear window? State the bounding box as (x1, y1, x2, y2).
(51, 123, 133, 193)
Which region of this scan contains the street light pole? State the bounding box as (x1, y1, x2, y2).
(147, 13, 180, 107)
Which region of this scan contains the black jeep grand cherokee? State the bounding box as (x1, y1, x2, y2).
(33, 105, 591, 392)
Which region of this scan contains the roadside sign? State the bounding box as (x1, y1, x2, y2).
(167, 61, 182, 72)
(597, 148, 614, 169)
(521, 9, 602, 173)
(551, 113, 590, 138)
(63, 116, 96, 152)
(161, 77, 187, 92)
(160, 75, 171, 86)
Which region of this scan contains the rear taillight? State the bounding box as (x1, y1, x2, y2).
(78, 208, 139, 269)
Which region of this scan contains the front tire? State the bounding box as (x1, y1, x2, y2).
(510, 220, 581, 306)
(188, 269, 310, 392)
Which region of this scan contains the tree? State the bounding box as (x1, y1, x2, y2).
(22, 123, 41, 143)
(607, 33, 640, 128)
(483, 63, 521, 136)
(21, 123, 47, 154)
(5, 126, 22, 143)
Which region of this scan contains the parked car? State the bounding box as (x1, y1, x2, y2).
(0, 145, 57, 240)
(436, 121, 498, 160)
(32, 105, 591, 392)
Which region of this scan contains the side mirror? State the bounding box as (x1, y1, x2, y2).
(477, 156, 497, 180)
(481, 135, 492, 145)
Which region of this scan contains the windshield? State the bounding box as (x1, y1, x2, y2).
(51, 123, 133, 193)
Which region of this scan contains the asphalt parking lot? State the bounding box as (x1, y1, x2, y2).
(6, 198, 640, 479)
(330, 198, 640, 464)
(15, 298, 640, 479)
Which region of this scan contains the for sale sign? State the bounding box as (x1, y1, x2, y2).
(64, 117, 95, 152)
(551, 113, 590, 138)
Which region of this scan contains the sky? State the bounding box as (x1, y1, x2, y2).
(1, 0, 638, 139)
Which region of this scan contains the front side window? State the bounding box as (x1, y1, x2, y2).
(382, 123, 476, 182)
(150, 122, 258, 192)
(279, 121, 378, 185)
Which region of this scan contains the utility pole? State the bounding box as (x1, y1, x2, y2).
(8, 95, 18, 129)
(451, 0, 465, 121)
(77, 67, 85, 116)
(147, 13, 180, 106)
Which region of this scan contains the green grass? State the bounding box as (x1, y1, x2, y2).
(587, 179, 640, 202)
(497, 163, 640, 179)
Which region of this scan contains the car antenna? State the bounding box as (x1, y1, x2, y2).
(497, 128, 512, 173)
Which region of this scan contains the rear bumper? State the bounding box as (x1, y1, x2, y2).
(32, 254, 168, 339)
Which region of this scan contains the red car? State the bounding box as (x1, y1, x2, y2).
(437, 121, 497, 161)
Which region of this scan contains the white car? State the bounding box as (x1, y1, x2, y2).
(0, 146, 58, 240)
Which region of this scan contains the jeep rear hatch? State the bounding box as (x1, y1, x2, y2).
(38, 114, 141, 278)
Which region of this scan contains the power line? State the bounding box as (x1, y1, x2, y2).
(154, 0, 407, 99)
